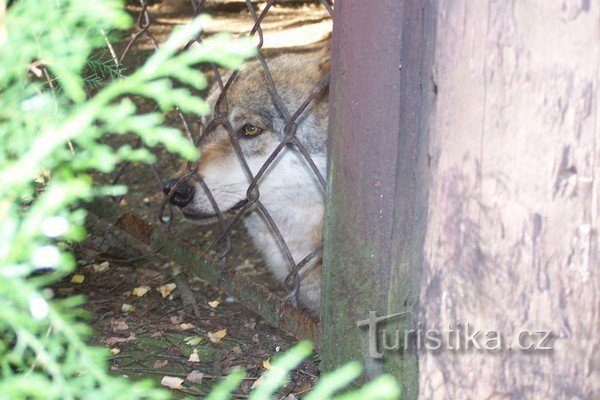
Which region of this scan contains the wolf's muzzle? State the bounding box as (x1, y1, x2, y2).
(163, 178, 194, 208)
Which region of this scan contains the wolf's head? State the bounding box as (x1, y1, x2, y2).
(164, 50, 330, 224)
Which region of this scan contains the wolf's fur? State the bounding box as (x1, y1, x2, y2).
(179, 50, 329, 316)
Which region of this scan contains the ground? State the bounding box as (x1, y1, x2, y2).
(54, 233, 318, 398)
(52, 1, 331, 398)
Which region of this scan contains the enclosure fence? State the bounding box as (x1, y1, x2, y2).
(91, 0, 333, 343)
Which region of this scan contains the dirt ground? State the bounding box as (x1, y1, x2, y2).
(53, 1, 332, 398)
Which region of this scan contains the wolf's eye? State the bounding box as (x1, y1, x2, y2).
(242, 124, 262, 136)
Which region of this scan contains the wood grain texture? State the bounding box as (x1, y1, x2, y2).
(420, 1, 599, 398)
(321, 1, 436, 397)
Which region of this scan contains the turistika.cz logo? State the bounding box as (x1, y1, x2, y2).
(357, 311, 554, 359)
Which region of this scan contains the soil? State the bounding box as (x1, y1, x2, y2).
(52, 1, 332, 398)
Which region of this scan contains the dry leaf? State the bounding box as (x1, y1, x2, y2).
(157, 283, 176, 298)
(208, 328, 227, 343)
(110, 348, 120, 355)
(262, 359, 271, 370)
(179, 323, 194, 330)
(251, 374, 266, 390)
(121, 303, 134, 312)
(160, 376, 184, 390)
(208, 300, 220, 308)
(132, 285, 151, 297)
(104, 333, 136, 346)
(186, 370, 204, 384)
(169, 315, 183, 325)
(188, 349, 200, 363)
(232, 345, 242, 354)
(110, 318, 129, 332)
(71, 274, 85, 284)
(92, 261, 109, 273)
(293, 381, 313, 395)
(241, 381, 250, 395)
(154, 360, 168, 369)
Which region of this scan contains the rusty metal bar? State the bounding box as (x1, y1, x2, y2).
(87, 199, 320, 345)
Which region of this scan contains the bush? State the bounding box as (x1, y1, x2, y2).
(0, 0, 253, 398)
(0, 1, 400, 398)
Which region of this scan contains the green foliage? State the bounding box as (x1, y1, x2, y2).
(0, 1, 401, 399)
(0, 0, 254, 398)
(84, 48, 126, 88)
(205, 342, 400, 400)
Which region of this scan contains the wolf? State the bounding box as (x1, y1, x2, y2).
(163, 48, 330, 316)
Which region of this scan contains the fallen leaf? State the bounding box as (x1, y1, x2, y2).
(104, 333, 136, 346)
(186, 370, 204, 384)
(121, 303, 134, 312)
(262, 359, 271, 370)
(252, 333, 259, 343)
(293, 381, 313, 395)
(179, 323, 194, 330)
(232, 345, 242, 354)
(241, 381, 250, 394)
(161, 376, 184, 390)
(132, 285, 151, 297)
(169, 315, 183, 325)
(92, 261, 109, 273)
(244, 322, 256, 330)
(184, 336, 203, 346)
(251, 374, 266, 390)
(188, 349, 200, 363)
(110, 348, 120, 355)
(208, 300, 220, 308)
(208, 328, 227, 343)
(154, 360, 168, 369)
(110, 318, 129, 332)
(157, 283, 176, 298)
(71, 274, 85, 284)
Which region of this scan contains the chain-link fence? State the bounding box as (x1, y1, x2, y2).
(95, 0, 333, 339)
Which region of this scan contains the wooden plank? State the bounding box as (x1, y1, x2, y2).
(420, 1, 600, 398)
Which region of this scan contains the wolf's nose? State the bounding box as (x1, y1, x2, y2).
(163, 178, 194, 207)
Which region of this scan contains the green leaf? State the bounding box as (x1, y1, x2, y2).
(249, 341, 313, 400)
(304, 362, 362, 400)
(333, 375, 401, 400)
(205, 368, 246, 400)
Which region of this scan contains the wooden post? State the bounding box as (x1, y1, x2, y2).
(323, 0, 598, 398)
(420, 1, 599, 398)
(321, 1, 436, 398)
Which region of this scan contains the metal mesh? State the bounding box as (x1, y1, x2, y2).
(112, 0, 332, 313)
